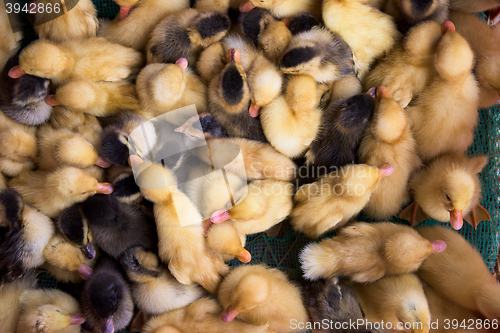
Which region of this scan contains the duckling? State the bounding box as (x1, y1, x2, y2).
(322, 0, 402, 80)
(401, 153, 489, 229)
(288, 13, 321, 35)
(147, 9, 231, 65)
(15, 38, 144, 86)
(363, 20, 442, 108)
(358, 87, 422, 220)
(206, 221, 251, 263)
(353, 273, 431, 333)
(120, 246, 204, 315)
(384, 0, 449, 33)
(260, 74, 324, 158)
(0, 2, 22, 70)
(305, 92, 375, 177)
(300, 222, 447, 282)
(107, 170, 142, 205)
(218, 264, 309, 332)
(291, 164, 394, 239)
(239, 8, 292, 61)
(99, 0, 190, 51)
(136, 59, 208, 117)
(450, 10, 500, 108)
(33, 0, 99, 42)
(81, 255, 134, 333)
(56, 204, 95, 260)
(0, 273, 37, 333)
(80, 193, 158, 259)
(0, 55, 52, 126)
(280, 28, 354, 83)
(137, 161, 229, 294)
(142, 297, 273, 333)
(238, 0, 322, 18)
(0, 189, 54, 284)
(406, 22, 479, 162)
(330, 74, 362, 102)
(16, 288, 85, 333)
(197, 41, 227, 82)
(417, 226, 500, 320)
(46, 79, 141, 116)
(8, 166, 113, 218)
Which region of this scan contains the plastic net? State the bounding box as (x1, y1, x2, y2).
(22, 1, 500, 332)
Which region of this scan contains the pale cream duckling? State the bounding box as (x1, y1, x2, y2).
(46, 79, 141, 116)
(218, 264, 309, 332)
(0, 273, 36, 333)
(33, 0, 99, 42)
(401, 153, 489, 230)
(353, 273, 431, 333)
(0, 1, 22, 70)
(9, 166, 113, 217)
(322, 0, 402, 80)
(136, 58, 207, 117)
(363, 20, 442, 108)
(239, 0, 322, 18)
(99, 0, 190, 51)
(206, 221, 252, 263)
(16, 289, 85, 333)
(291, 164, 394, 239)
(142, 297, 273, 333)
(406, 22, 479, 162)
(11, 38, 144, 86)
(358, 87, 422, 220)
(417, 226, 500, 320)
(136, 160, 229, 294)
(300, 222, 447, 283)
(260, 74, 325, 158)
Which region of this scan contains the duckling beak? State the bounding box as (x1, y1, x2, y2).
(96, 182, 114, 194)
(376, 86, 390, 99)
(69, 313, 86, 325)
(45, 94, 60, 106)
(367, 87, 377, 98)
(441, 21, 455, 34)
(450, 209, 463, 230)
(210, 209, 231, 223)
(236, 248, 252, 263)
(281, 18, 291, 27)
(101, 317, 114, 333)
(77, 263, 94, 280)
(95, 157, 112, 168)
(175, 58, 188, 71)
(118, 5, 132, 20)
(8, 65, 26, 79)
(431, 240, 447, 253)
(82, 243, 96, 260)
(227, 48, 241, 64)
(379, 164, 394, 178)
(221, 306, 239, 322)
(239, 0, 255, 13)
(249, 103, 260, 117)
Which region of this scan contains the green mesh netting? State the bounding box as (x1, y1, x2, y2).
(23, 1, 500, 332)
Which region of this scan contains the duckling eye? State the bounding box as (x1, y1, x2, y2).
(81, 192, 87, 195)
(445, 194, 451, 202)
(55, 310, 61, 313)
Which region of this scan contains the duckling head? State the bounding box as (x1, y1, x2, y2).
(50, 167, 113, 202)
(189, 11, 231, 48)
(58, 205, 95, 259)
(340, 164, 394, 196)
(53, 80, 99, 112)
(27, 304, 85, 333)
(0, 126, 38, 163)
(134, 160, 177, 203)
(475, 50, 500, 99)
(372, 86, 407, 143)
(148, 61, 186, 110)
(334, 93, 374, 136)
(247, 56, 283, 116)
(222, 273, 270, 322)
(404, 20, 442, 64)
(239, 7, 274, 46)
(384, 232, 446, 272)
(400, 0, 447, 21)
(289, 13, 320, 35)
(19, 40, 69, 79)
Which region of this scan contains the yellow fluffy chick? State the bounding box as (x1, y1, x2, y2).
(406, 22, 479, 162)
(0, 273, 37, 333)
(450, 10, 500, 108)
(354, 274, 430, 333)
(206, 222, 251, 263)
(260, 75, 325, 158)
(363, 20, 442, 108)
(358, 87, 422, 219)
(9, 166, 113, 217)
(238, 0, 322, 18)
(291, 164, 394, 239)
(48, 79, 141, 116)
(142, 297, 273, 333)
(218, 265, 309, 332)
(404, 153, 488, 230)
(120, 246, 204, 315)
(300, 222, 447, 282)
(33, 0, 98, 42)
(136, 59, 207, 117)
(424, 285, 488, 333)
(0, 1, 22, 70)
(99, 0, 190, 51)
(417, 226, 500, 320)
(137, 161, 228, 294)
(17, 38, 144, 86)
(17, 289, 85, 333)
(330, 74, 362, 101)
(322, 0, 401, 80)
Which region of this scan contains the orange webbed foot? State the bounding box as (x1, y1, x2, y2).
(399, 202, 429, 227)
(464, 204, 491, 229)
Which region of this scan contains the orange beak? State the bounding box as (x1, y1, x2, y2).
(236, 248, 252, 263)
(227, 48, 241, 64)
(379, 164, 394, 178)
(450, 209, 463, 230)
(239, 0, 255, 13)
(442, 21, 455, 34)
(221, 306, 240, 322)
(175, 58, 188, 71)
(210, 210, 231, 223)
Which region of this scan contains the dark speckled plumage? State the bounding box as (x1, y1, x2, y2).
(387, 0, 449, 33)
(239, 8, 274, 46)
(289, 13, 320, 35)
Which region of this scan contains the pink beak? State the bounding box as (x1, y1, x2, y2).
(96, 182, 114, 194)
(101, 317, 114, 333)
(8, 66, 26, 79)
(379, 164, 394, 178)
(249, 103, 261, 117)
(431, 240, 447, 253)
(442, 21, 455, 34)
(210, 210, 231, 223)
(77, 263, 94, 281)
(69, 313, 86, 325)
(95, 157, 112, 168)
(45, 94, 60, 106)
(450, 209, 463, 230)
(175, 58, 188, 71)
(118, 6, 132, 20)
(221, 306, 239, 322)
